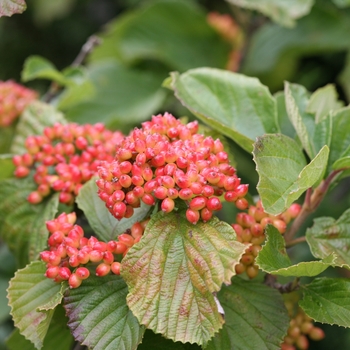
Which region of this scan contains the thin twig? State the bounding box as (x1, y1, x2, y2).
(71, 35, 102, 67)
(43, 35, 102, 103)
(264, 274, 300, 293)
(284, 168, 347, 243)
(285, 236, 306, 248)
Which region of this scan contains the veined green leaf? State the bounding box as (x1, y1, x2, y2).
(328, 106, 350, 175)
(206, 278, 289, 350)
(6, 305, 74, 350)
(306, 208, 350, 268)
(306, 84, 343, 123)
(284, 82, 315, 159)
(253, 134, 329, 215)
(300, 277, 350, 327)
(22, 56, 70, 86)
(64, 273, 145, 350)
(76, 177, 151, 241)
(7, 261, 63, 349)
(256, 225, 336, 276)
(168, 68, 279, 152)
(121, 210, 247, 346)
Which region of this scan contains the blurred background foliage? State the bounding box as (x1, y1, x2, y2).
(1, 0, 350, 349)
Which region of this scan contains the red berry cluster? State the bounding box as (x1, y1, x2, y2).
(0, 80, 37, 127)
(97, 113, 248, 224)
(281, 301, 325, 350)
(13, 122, 124, 205)
(233, 201, 301, 279)
(40, 212, 148, 288)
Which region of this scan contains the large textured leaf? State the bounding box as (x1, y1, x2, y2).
(300, 277, 350, 327)
(63, 273, 144, 350)
(256, 225, 336, 277)
(121, 210, 247, 346)
(306, 84, 343, 123)
(90, 0, 229, 71)
(22, 56, 70, 86)
(7, 261, 63, 349)
(306, 209, 350, 268)
(11, 101, 66, 154)
(0, 178, 58, 267)
(167, 68, 279, 152)
(76, 178, 151, 241)
(65, 60, 167, 130)
(327, 107, 350, 175)
(0, 0, 26, 17)
(253, 134, 329, 215)
(6, 305, 74, 350)
(226, 0, 314, 27)
(206, 278, 289, 350)
(284, 82, 315, 159)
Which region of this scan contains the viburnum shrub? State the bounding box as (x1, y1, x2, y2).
(2, 34, 350, 350)
(0, 80, 37, 127)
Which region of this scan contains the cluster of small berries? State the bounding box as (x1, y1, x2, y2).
(40, 212, 148, 288)
(97, 113, 248, 224)
(13, 122, 124, 205)
(233, 201, 301, 279)
(0, 80, 37, 127)
(281, 301, 325, 350)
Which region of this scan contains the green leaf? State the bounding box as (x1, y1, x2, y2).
(306, 84, 343, 123)
(328, 106, 350, 175)
(256, 225, 336, 276)
(28, 193, 59, 262)
(0, 154, 15, 180)
(11, 101, 66, 155)
(206, 278, 289, 350)
(300, 277, 350, 327)
(253, 134, 329, 215)
(7, 261, 63, 349)
(168, 68, 279, 152)
(76, 178, 151, 242)
(226, 0, 314, 27)
(0, 277, 10, 323)
(274, 91, 296, 139)
(90, 0, 230, 71)
(284, 82, 315, 159)
(6, 305, 74, 350)
(121, 210, 247, 346)
(0, 0, 26, 17)
(0, 178, 56, 267)
(306, 208, 350, 268)
(65, 60, 167, 130)
(22, 56, 69, 86)
(63, 272, 144, 350)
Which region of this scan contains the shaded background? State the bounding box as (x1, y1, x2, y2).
(1, 0, 350, 349)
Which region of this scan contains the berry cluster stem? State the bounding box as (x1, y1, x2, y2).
(284, 168, 347, 244)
